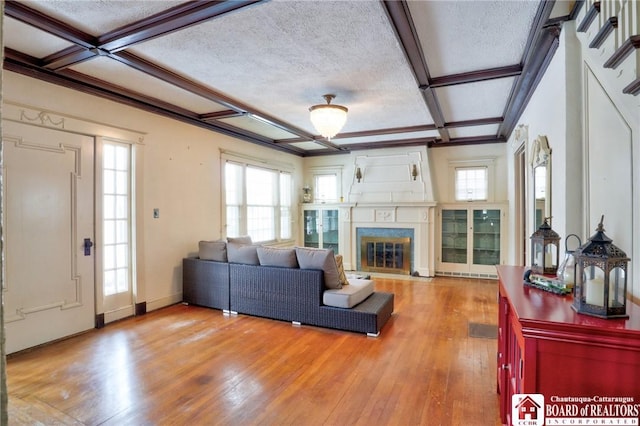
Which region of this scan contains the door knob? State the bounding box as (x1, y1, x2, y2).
(83, 238, 94, 256)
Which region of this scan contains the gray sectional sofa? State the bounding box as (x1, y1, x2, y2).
(182, 248, 394, 336)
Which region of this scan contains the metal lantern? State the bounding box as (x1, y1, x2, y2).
(530, 217, 560, 275)
(572, 216, 629, 319)
(556, 234, 581, 287)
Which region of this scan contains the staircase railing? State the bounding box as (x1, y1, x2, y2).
(577, 0, 640, 95)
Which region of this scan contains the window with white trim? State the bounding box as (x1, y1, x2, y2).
(102, 142, 131, 296)
(455, 166, 488, 201)
(224, 160, 292, 243)
(314, 173, 338, 203)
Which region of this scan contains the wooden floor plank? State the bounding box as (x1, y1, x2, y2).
(7, 276, 501, 425)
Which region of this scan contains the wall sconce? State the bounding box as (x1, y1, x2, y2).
(412, 164, 418, 181)
(355, 167, 362, 183)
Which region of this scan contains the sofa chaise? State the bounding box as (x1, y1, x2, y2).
(182, 242, 394, 336)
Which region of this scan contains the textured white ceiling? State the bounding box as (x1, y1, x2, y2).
(3, 0, 557, 154)
(130, 0, 433, 135)
(409, 0, 539, 77)
(23, 0, 185, 36)
(436, 77, 517, 121)
(4, 16, 72, 57)
(71, 57, 228, 114)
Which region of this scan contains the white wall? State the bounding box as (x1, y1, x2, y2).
(428, 143, 508, 204)
(507, 19, 640, 299)
(3, 71, 304, 312)
(303, 143, 508, 205)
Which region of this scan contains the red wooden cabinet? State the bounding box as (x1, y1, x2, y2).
(497, 265, 640, 425)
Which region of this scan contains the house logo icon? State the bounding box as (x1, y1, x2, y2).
(512, 394, 544, 426)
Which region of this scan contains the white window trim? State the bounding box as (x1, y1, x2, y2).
(448, 158, 495, 203)
(221, 151, 294, 244)
(307, 166, 343, 203)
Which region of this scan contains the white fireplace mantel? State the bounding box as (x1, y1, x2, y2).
(338, 202, 437, 277)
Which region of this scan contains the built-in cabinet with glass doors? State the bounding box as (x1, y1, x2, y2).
(302, 206, 339, 253)
(438, 205, 504, 276)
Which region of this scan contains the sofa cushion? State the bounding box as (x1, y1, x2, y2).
(323, 279, 374, 308)
(257, 246, 298, 268)
(227, 236, 253, 245)
(199, 240, 227, 262)
(335, 254, 349, 286)
(227, 242, 260, 265)
(295, 247, 341, 289)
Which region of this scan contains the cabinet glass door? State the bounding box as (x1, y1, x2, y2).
(304, 208, 339, 252)
(322, 209, 339, 252)
(472, 209, 501, 265)
(304, 210, 319, 248)
(441, 209, 467, 263)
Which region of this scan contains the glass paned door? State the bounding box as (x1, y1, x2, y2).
(322, 209, 339, 252)
(304, 210, 319, 248)
(303, 208, 339, 253)
(472, 209, 501, 265)
(441, 209, 467, 263)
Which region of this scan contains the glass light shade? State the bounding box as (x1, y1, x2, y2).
(309, 95, 348, 139)
(309, 105, 347, 139)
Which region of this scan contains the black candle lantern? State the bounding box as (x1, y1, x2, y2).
(530, 217, 560, 275)
(572, 216, 629, 319)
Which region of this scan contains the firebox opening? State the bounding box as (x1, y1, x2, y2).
(361, 237, 411, 275)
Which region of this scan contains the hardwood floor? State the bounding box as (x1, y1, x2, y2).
(7, 276, 501, 426)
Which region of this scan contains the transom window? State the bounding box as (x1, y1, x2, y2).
(314, 173, 338, 202)
(224, 160, 292, 243)
(455, 166, 488, 201)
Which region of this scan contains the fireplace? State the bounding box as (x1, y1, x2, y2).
(356, 228, 414, 275)
(360, 237, 411, 275)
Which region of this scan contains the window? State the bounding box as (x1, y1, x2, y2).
(314, 173, 338, 202)
(102, 142, 131, 296)
(224, 160, 292, 243)
(455, 167, 488, 201)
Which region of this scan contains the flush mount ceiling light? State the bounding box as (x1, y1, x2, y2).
(309, 94, 348, 140)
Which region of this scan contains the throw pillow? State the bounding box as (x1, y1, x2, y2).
(335, 254, 349, 286)
(257, 246, 299, 268)
(227, 235, 253, 245)
(227, 242, 260, 265)
(295, 247, 342, 289)
(198, 240, 227, 262)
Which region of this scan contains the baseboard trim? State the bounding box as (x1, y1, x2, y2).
(435, 271, 497, 280)
(135, 302, 147, 316)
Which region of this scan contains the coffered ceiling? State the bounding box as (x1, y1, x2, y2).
(3, 0, 577, 156)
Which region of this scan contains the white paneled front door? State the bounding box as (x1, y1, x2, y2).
(3, 120, 95, 354)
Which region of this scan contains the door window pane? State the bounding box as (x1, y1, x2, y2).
(102, 142, 130, 297)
